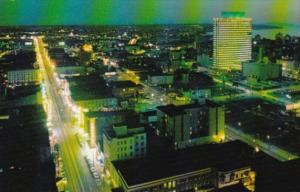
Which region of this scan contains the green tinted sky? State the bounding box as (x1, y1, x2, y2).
(0, 0, 299, 25)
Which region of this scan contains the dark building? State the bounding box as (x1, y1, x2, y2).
(255, 159, 300, 192)
(109, 80, 144, 99)
(157, 101, 225, 149)
(110, 140, 257, 192)
(0, 105, 57, 192)
(84, 110, 139, 150)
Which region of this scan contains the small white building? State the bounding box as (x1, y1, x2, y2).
(103, 123, 147, 162)
(103, 123, 147, 179)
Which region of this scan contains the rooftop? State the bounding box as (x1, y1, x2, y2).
(5, 51, 37, 70)
(112, 140, 260, 186)
(157, 103, 203, 116)
(104, 123, 145, 139)
(157, 100, 220, 116)
(85, 109, 137, 118)
(109, 80, 141, 89)
(221, 11, 246, 18)
(66, 75, 113, 101)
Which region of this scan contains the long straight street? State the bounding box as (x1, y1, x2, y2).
(34, 37, 99, 192)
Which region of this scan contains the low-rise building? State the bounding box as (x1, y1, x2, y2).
(83, 110, 139, 149)
(6, 51, 41, 85)
(64, 75, 118, 111)
(242, 49, 281, 81)
(147, 73, 174, 86)
(8, 68, 41, 84)
(103, 123, 147, 161)
(169, 47, 185, 71)
(110, 80, 143, 99)
(279, 59, 300, 80)
(56, 64, 85, 78)
(242, 61, 281, 81)
(110, 140, 256, 192)
(103, 123, 147, 181)
(48, 47, 86, 77)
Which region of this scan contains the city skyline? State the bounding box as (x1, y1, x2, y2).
(1, 1, 300, 191)
(0, 0, 300, 26)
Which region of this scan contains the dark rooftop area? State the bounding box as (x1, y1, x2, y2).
(66, 75, 113, 100)
(4, 50, 37, 70)
(112, 140, 266, 186)
(256, 158, 300, 192)
(104, 122, 145, 139)
(0, 105, 57, 192)
(109, 80, 141, 88)
(85, 109, 137, 118)
(6, 84, 40, 100)
(157, 103, 203, 116)
(157, 100, 219, 116)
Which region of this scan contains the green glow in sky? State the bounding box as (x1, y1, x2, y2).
(40, 1, 65, 25)
(182, 0, 204, 24)
(135, 0, 159, 24)
(0, 0, 299, 25)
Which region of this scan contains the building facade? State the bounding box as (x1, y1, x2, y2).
(242, 61, 282, 81)
(213, 12, 252, 71)
(103, 124, 147, 162)
(83, 110, 139, 150)
(103, 123, 147, 186)
(7, 69, 41, 84)
(110, 141, 256, 192)
(147, 73, 174, 87)
(157, 101, 225, 149)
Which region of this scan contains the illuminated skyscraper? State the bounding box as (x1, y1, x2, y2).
(213, 12, 252, 70)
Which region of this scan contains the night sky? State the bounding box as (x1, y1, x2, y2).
(0, 0, 299, 25)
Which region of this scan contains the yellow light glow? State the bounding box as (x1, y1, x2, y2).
(90, 118, 96, 148)
(82, 44, 93, 52)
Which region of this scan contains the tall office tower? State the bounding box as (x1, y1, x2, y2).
(213, 12, 252, 70)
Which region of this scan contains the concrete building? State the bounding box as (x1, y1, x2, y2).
(147, 73, 174, 87)
(242, 61, 281, 81)
(110, 140, 256, 192)
(7, 68, 41, 84)
(280, 59, 300, 80)
(103, 123, 147, 161)
(213, 12, 252, 71)
(157, 100, 225, 149)
(103, 123, 147, 180)
(83, 110, 139, 150)
(110, 80, 143, 99)
(56, 65, 86, 77)
(6, 51, 41, 84)
(242, 48, 281, 81)
(48, 47, 86, 77)
(169, 47, 185, 71)
(64, 75, 118, 111)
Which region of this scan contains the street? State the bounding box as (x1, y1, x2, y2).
(34, 37, 99, 192)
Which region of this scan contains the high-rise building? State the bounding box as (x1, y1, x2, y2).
(213, 12, 252, 70)
(156, 100, 225, 149)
